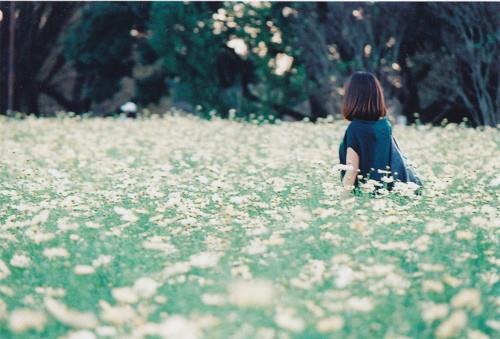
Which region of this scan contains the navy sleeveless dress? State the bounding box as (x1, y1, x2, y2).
(338, 117, 423, 190)
(338, 117, 392, 187)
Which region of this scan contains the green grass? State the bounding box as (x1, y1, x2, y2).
(0, 114, 499, 338)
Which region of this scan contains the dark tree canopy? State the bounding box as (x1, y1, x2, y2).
(1, 1, 498, 126)
(64, 2, 151, 106)
(0, 2, 81, 114)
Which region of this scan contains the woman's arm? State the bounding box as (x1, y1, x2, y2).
(342, 147, 360, 191)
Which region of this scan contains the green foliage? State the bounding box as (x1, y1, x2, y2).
(149, 3, 221, 108)
(134, 71, 168, 106)
(64, 2, 151, 103)
(149, 2, 307, 119)
(58, 2, 498, 125)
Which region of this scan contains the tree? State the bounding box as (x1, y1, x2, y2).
(0, 2, 81, 115)
(3, 1, 496, 125)
(287, 2, 417, 120)
(149, 1, 308, 120)
(63, 2, 151, 113)
(283, 2, 336, 120)
(430, 3, 499, 127)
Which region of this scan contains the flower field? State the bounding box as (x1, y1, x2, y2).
(0, 114, 499, 339)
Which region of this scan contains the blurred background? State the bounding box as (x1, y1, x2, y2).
(0, 1, 498, 126)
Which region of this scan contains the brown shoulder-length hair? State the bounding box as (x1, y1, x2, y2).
(341, 71, 387, 121)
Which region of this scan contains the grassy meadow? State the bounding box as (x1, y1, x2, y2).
(0, 114, 499, 339)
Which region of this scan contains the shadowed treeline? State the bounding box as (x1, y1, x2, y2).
(0, 2, 498, 126)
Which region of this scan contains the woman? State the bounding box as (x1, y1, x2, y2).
(338, 71, 414, 193)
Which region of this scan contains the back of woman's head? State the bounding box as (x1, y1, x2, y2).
(342, 71, 387, 121)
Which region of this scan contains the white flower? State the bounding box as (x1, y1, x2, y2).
(67, 330, 97, 339)
(467, 329, 489, 339)
(0, 260, 11, 279)
(99, 301, 136, 325)
(112, 287, 138, 304)
(316, 316, 344, 332)
(10, 254, 31, 268)
(486, 319, 500, 331)
(91, 255, 113, 268)
(49, 168, 66, 179)
(43, 247, 69, 259)
(332, 164, 350, 172)
(113, 206, 138, 223)
(85, 221, 101, 229)
(44, 297, 98, 329)
(456, 230, 475, 240)
(346, 297, 374, 312)
(133, 277, 159, 299)
(413, 235, 431, 252)
(27, 230, 55, 244)
(74, 265, 95, 275)
(425, 219, 445, 234)
(158, 315, 201, 339)
(228, 280, 276, 307)
(422, 280, 445, 293)
(95, 326, 117, 337)
(57, 218, 79, 231)
(488, 175, 500, 188)
(421, 302, 449, 324)
(274, 311, 305, 332)
(189, 252, 221, 269)
(201, 293, 226, 306)
(334, 266, 353, 288)
(226, 38, 248, 57)
(31, 210, 50, 225)
(407, 182, 421, 190)
(142, 236, 177, 254)
(9, 309, 47, 333)
(435, 310, 467, 338)
(372, 241, 410, 251)
(274, 53, 294, 76)
(451, 288, 482, 313)
(381, 176, 394, 183)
